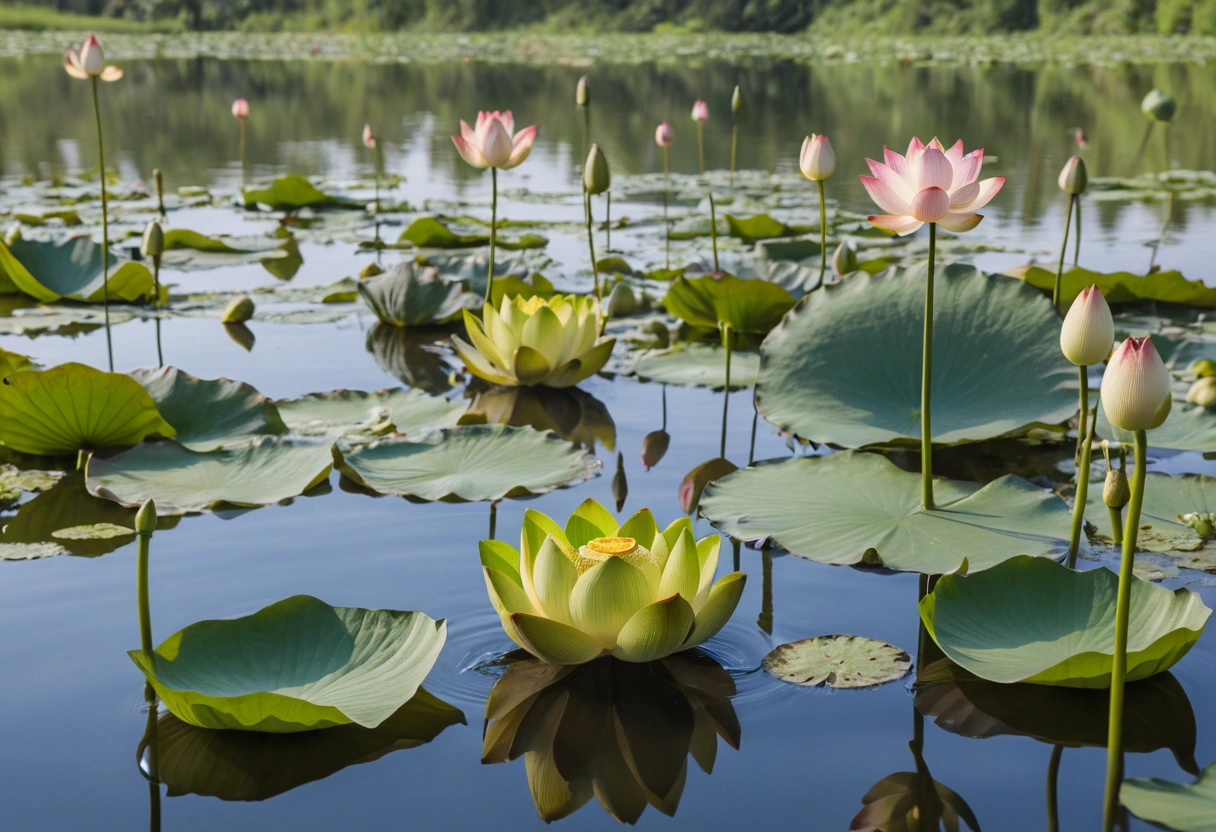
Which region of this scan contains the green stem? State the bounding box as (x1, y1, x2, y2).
(1054, 193, 1075, 314)
(1067, 381, 1097, 570)
(661, 384, 667, 430)
(582, 107, 590, 162)
(153, 258, 163, 368)
(1073, 194, 1082, 267)
(486, 167, 497, 303)
(720, 323, 732, 459)
(731, 538, 740, 573)
(489, 500, 498, 541)
(709, 190, 720, 273)
(606, 191, 611, 252)
(817, 179, 827, 278)
(238, 116, 246, 192)
(758, 545, 773, 635)
(748, 397, 758, 466)
(373, 143, 381, 213)
(1103, 429, 1147, 832)
(920, 224, 937, 512)
(137, 530, 154, 659)
(585, 190, 600, 300)
(730, 120, 737, 189)
(1047, 745, 1064, 832)
(1077, 364, 1090, 463)
(1108, 505, 1124, 545)
(663, 147, 670, 270)
(697, 122, 704, 177)
(91, 77, 114, 372)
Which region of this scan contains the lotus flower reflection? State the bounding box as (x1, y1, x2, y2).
(480, 500, 747, 665)
(453, 295, 615, 389)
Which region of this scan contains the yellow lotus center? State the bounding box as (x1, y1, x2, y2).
(518, 296, 548, 315)
(587, 537, 638, 556)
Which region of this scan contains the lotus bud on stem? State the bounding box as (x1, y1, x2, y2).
(232, 98, 249, 193)
(800, 134, 835, 279)
(363, 123, 380, 213)
(708, 191, 720, 273)
(136, 500, 157, 659)
(1102, 440, 1129, 545)
(577, 75, 590, 159)
(655, 122, 673, 270)
(730, 85, 741, 189)
(584, 144, 611, 301)
(1058, 156, 1087, 269)
(141, 220, 166, 366)
(1060, 284, 1114, 463)
(1101, 336, 1172, 832)
(692, 100, 708, 175)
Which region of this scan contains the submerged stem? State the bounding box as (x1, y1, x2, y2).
(817, 179, 827, 280)
(920, 224, 937, 512)
(720, 323, 733, 459)
(758, 545, 773, 635)
(1054, 193, 1075, 313)
(91, 77, 113, 372)
(1103, 429, 1147, 831)
(1046, 745, 1064, 832)
(585, 190, 600, 300)
(487, 167, 498, 303)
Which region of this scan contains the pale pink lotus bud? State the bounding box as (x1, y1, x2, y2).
(1058, 156, 1088, 195)
(1102, 336, 1173, 432)
(691, 100, 709, 123)
(799, 134, 835, 181)
(1060, 284, 1113, 366)
(480, 118, 514, 168)
(80, 34, 104, 76)
(655, 121, 674, 148)
(909, 187, 950, 223)
(362, 123, 376, 149)
(232, 98, 250, 119)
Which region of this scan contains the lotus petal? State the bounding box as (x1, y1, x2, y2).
(511, 613, 606, 665)
(612, 596, 696, 662)
(569, 557, 652, 647)
(684, 573, 747, 649)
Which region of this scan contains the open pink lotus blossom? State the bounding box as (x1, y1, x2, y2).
(452, 111, 537, 170)
(64, 34, 122, 82)
(655, 121, 674, 148)
(860, 137, 1004, 235)
(232, 98, 250, 119)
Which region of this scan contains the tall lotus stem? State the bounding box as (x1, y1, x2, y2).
(720, 322, 733, 459)
(584, 144, 610, 301)
(238, 116, 246, 192)
(487, 167, 498, 302)
(1053, 194, 1075, 313)
(1046, 745, 1064, 832)
(1066, 389, 1098, 569)
(696, 121, 705, 176)
(730, 84, 741, 189)
(663, 146, 671, 269)
(489, 500, 498, 540)
(585, 190, 599, 300)
(90, 77, 114, 372)
(1073, 196, 1082, 267)
(606, 192, 612, 252)
(817, 180, 827, 278)
(920, 223, 937, 511)
(708, 191, 720, 273)
(153, 168, 164, 216)
(800, 135, 835, 281)
(758, 545, 773, 635)
(1059, 156, 1087, 278)
(135, 500, 157, 659)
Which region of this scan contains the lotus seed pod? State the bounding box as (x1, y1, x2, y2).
(135, 500, 157, 535)
(1141, 89, 1176, 123)
(1188, 377, 1216, 408)
(222, 295, 255, 323)
(1060, 285, 1114, 366)
(1190, 358, 1216, 378)
(1101, 336, 1172, 432)
(1103, 468, 1130, 509)
(833, 239, 859, 276)
(141, 221, 164, 259)
(1057, 156, 1088, 195)
(583, 144, 611, 196)
(731, 85, 742, 114)
(640, 429, 670, 471)
(575, 75, 589, 107)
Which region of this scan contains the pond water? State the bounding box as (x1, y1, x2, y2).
(0, 51, 1213, 831)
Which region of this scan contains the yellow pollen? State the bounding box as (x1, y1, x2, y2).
(587, 537, 638, 556)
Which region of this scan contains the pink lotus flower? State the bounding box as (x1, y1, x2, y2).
(800, 133, 835, 181)
(655, 121, 674, 148)
(452, 111, 537, 170)
(362, 123, 376, 149)
(1102, 336, 1172, 432)
(860, 137, 1005, 235)
(232, 98, 250, 119)
(691, 100, 709, 123)
(1060, 284, 1113, 366)
(64, 34, 122, 82)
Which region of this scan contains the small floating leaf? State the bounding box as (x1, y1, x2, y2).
(0, 542, 67, 560)
(629, 344, 760, 390)
(762, 635, 912, 689)
(51, 522, 134, 540)
(1121, 763, 1216, 832)
(243, 175, 337, 210)
(276, 388, 468, 439)
(356, 261, 476, 327)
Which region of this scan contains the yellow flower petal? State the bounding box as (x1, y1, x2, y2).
(612, 595, 696, 662)
(511, 612, 606, 665)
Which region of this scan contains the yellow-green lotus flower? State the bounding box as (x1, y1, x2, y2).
(480, 499, 746, 664)
(453, 294, 615, 389)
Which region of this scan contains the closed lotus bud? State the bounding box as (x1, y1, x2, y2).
(140, 221, 164, 259)
(1102, 336, 1172, 432)
(1103, 467, 1130, 509)
(731, 85, 742, 114)
(1058, 156, 1088, 195)
(799, 133, 835, 182)
(1060, 285, 1114, 366)
(480, 118, 514, 168)
(135, 499, 158, 535)
(576, 75, 589, 107)
(1190, 358, 1216, 378)
(583, 143, 611, 196)
(833, 239, 859, 276)
(232, 98, 250, 119)
(655, 121, 673, 148)
(640, 430, 670, 471)
(81, 34, 104, 76)
(362, 123, 376, 149)
(1188, 377, 1216, 407)
(691, 100, 709, 123)
(222, 295, 255, 323)
(1141, 89, 1176, 123)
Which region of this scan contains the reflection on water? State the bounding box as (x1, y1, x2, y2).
(463, 382, 616, 452)
(365, 323, 457, 394)
(481, 652, 740, 824)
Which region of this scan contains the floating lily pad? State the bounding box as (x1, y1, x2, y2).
(0, 236, 156, 303)
(0, 363, 175, 456)
(276, 389, 468, 438)
(356, 261, 476, 327)
(399, 217, 547, 250)
(130, 595, 447, 733)
(132, 366, 287, 452)
(762, 635, 912, 689)
(160, 229, 289, 270)
(154, 687, 465, 801)
(662, 274, 794, 335)
(700, 452, 1070, 574)
(0, 346, 34, 377)
(1015, 265, 1216, 308)
(1086, 472, 1215, 554)
(757, 266, 1076, 447)
(724, 213, 809, 244)
(335, 424, 598, 502)
(629, 344, 760, 390)
(243, 176, 338, 211)
(87, 436, 334, 515)
(1121, 763, 1216, 832)
(920, 556, 1212, 688)
(0, 464, 64, 493)
(0, 542, 66, 560)
(51, 523, 134, 541)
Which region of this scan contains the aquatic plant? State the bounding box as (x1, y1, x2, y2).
(860, 137, 1005, 510)
(583, 143, 610, 300)
(362, 122, 381, 212)
(232, 97, 249, 189)
(655, 120, 674, 268)
(63, 34, 122, 371)
(1056, 155, 1088, 283)
(730, 84, 741, 188)
(799, 133, 835, 278)
(480, 500, 746, 664)
(451, 110, 538, 301)
(141, 220, 165, 365)
(452, 294, 614, 389)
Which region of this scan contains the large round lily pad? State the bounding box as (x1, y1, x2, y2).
(756, 265, 1076, 447)
(276, 388, 468, 439)
(335, 424, 598, 502)
(86, 436, 334, 514)
(629, 344, 760, 390)
(1121, 763, 1216, 832)
(762, 635, 912, 689)
(699, 452, 1070, 574)
(920, 556, 1212, 688)
(662, 274, 795, 335)
(130, 595, 447, 733)
(132, 366, 287, 452)
(0, 363, 176, 456)
(0, 236, 156, 303)
(356, 261, 477, 327)
(1086, 472, 1215, 555)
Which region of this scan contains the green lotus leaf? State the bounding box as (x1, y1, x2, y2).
(160, 229, 290, 271)
(0, 236, 156, 303)
(629, 344, 760, 390)
(724, 214, 809, 244)
(920, 556, 1212, 688)
(0, 363, 176, 456)
(1121, 763, 1216, 832)
(762, 635, 912, 689)
(399, 217, 548, 250)
(0, 463, 63, 494)
(130, 595, 447, 733)
(335, 424, 598, 502)
(261, 234, 304, 280)
(243, 175, 337, 210)
(662, 274, 794, 335)
(86, 436, 334, 515)
(757, 265, 1076, 447)
(1014, 264, 1216, 307)
(0, 542, 66, 560)
(700, 452, 1070, 574)
(1086, 472, 1215, 554)
(276, 388, 468, 438)
(365, 323, 457, 395)
(356, 261, 477, 327)
(153, 687, 465, 801)
(132, 366, 288, 452)
(0, 346, 34, 378)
